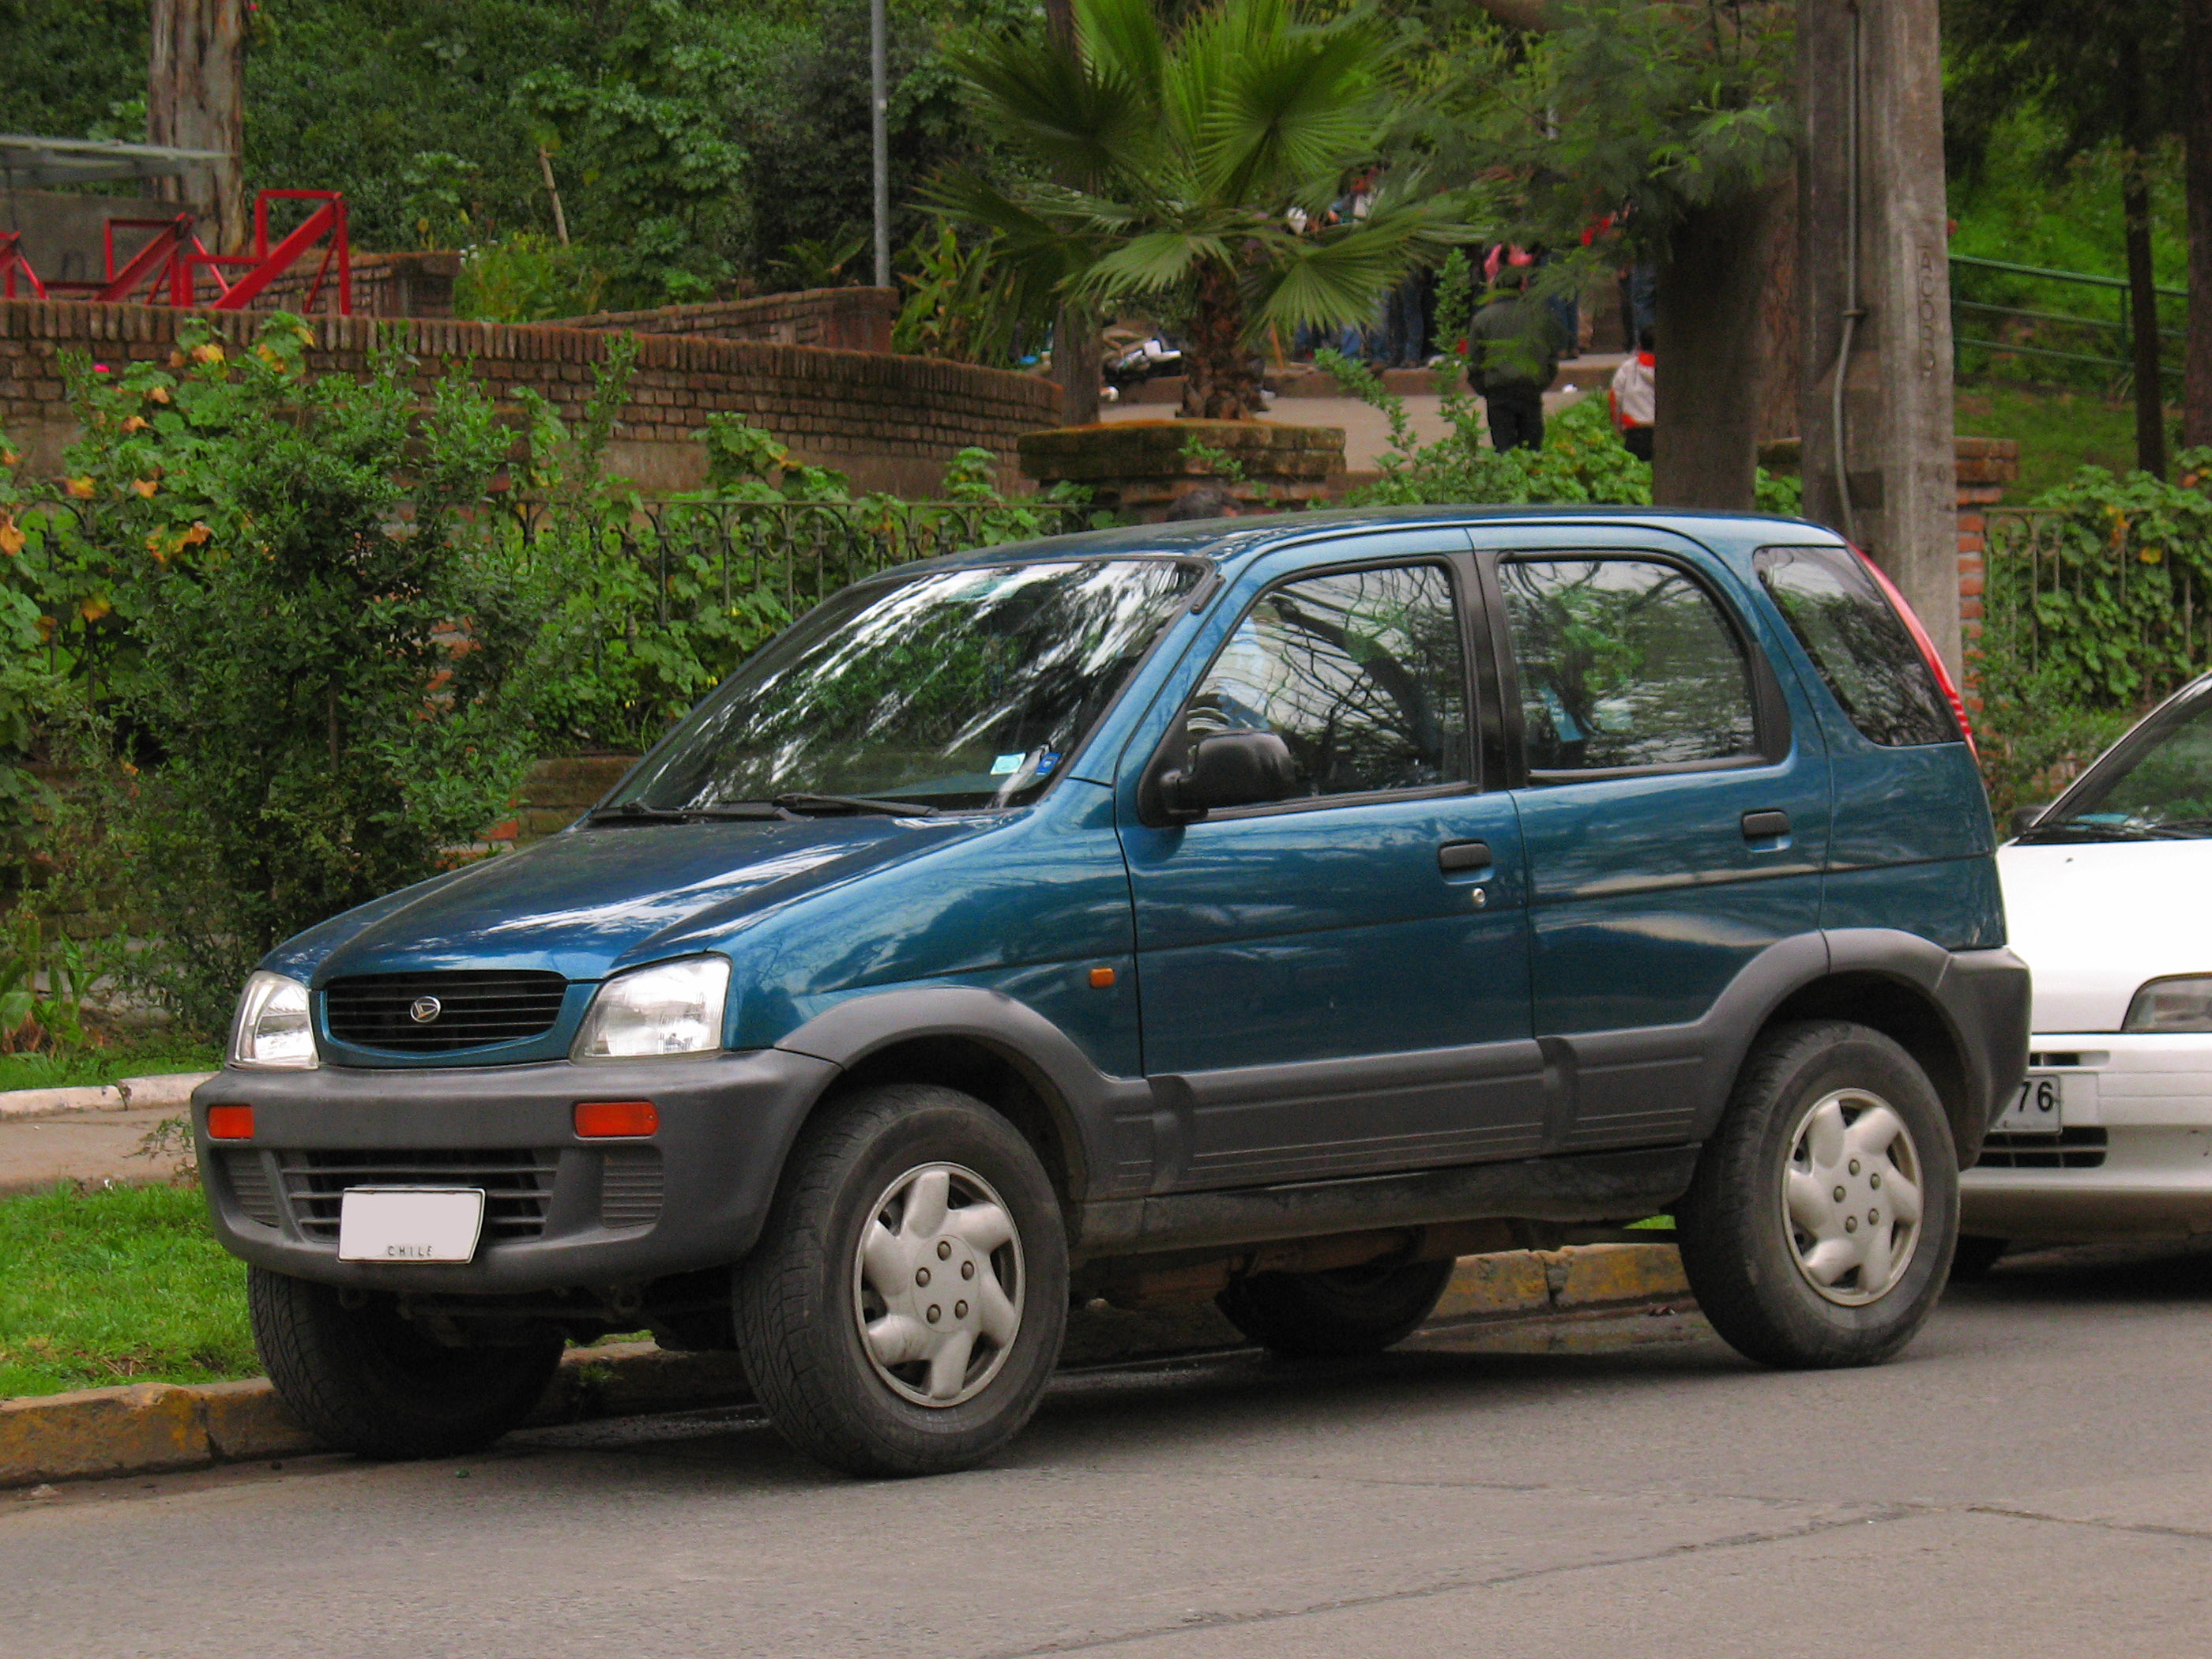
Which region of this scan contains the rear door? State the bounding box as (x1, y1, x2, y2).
(1118, 533, 1544, 1191)
(1473, 527, 1832, 1152)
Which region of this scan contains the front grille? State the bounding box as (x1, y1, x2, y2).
(600, 1147, 664, 1229)
(222, 1149, 281, 1227)
(1977, 1127, 2108, 1169)
(278, 1149, 559, 1241)
(325, 971, 569, 1053)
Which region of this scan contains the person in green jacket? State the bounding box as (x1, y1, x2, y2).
(1465, 265, 1566, 453)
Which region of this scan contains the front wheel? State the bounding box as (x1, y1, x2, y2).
(733, 1083, 1068, 1477)
(1216, 1257, 1455, 1358)
(247, 1268, 562, 1458)
(1676, 1020, 1958, 1369)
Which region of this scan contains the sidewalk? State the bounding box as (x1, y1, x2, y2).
(0, 1105, 184, 1194)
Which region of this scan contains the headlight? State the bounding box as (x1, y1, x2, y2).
(229, 972, 318, 1070)
(2124, 976, 2212, 1033)
(572, 957, 731, 1059)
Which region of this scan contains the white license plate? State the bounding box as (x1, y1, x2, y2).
(337, 1187, 486, 1263)
(1998, 1073, 2069, 1135)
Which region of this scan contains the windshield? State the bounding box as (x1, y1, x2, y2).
(608, 558, 1201, 814)
(2023, 687, 2212, 841)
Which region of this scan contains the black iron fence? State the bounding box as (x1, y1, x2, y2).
(1984, 506, 2212, 698)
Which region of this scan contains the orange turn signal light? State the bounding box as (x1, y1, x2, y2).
(574, 1099, 659, 1139)
(205, 1104, 254, 1141)
(1089, 966, 1117, 989)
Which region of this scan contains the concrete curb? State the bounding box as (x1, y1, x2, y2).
(0, 1072, 216, 1122)
(2, 1243, 1691, 1490)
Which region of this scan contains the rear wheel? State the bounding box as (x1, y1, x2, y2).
(1676, 1020, 1958, 1369)
(1216, 1257, 1455, 1358)
(733, 1083, 1068, 1477)
(247, 1267, 562, 1459)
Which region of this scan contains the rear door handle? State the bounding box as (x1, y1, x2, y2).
(1741, 810, 1791, 841)
(1438, 840, 1493, 873)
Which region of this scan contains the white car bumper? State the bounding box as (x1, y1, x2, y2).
(1960, 1033, 2212, 1240)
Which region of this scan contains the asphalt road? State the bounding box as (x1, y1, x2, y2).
(9, 1245, 2212, 1657)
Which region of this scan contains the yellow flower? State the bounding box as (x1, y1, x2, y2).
(64, 476, 94, 499)
(121, 416, 149, 435)
(182, 521, 211, 546)
(190, 342, 224, 366)
(0, 515, 21, 555)
(132, 478, 159, 499)
(79, 595, 112, 623)
(148, 385, 171, 404)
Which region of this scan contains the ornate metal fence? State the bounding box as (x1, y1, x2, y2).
(502, 495, 1101, 626)
(1984, 506, 2212, 697)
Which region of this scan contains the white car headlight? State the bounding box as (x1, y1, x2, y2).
(229, 971, 319, 1070)
(2124, 975, 2212, 1033)
(572, 957, 731, 1059)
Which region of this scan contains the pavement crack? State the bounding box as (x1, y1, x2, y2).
(978, 1502, 1922, 1657)
(1965, 1503, 2212, 1544)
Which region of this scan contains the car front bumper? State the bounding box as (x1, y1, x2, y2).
(190, 1048, 837, 1294)
(1960, 1032, 2212, 1240)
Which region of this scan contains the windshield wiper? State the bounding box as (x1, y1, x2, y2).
(766, 792, 942, 819)
(2016, 820, 2164, 844)
(584, 800, 781, 826)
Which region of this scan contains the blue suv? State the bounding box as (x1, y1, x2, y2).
(195, 510, 2030, 1477)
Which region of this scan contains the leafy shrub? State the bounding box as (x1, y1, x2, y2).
(457, 231, 611, 323)
(51, 315, 555, 1033)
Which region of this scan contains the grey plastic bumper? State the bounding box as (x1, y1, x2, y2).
(190, 1048, 835, 1294)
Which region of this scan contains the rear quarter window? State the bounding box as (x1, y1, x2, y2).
(1754, 545, 1958, 746)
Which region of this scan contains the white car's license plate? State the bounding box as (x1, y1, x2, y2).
(337, 1187, 486, 1262)
(1998, 1073, 2069, 1135)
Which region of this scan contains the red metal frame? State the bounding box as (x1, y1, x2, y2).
(0, 191, 351, 315)
(0, 232, 47, 299)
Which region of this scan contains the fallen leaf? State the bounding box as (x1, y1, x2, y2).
(79, 595, 112, 623)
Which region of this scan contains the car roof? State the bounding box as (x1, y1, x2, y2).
(916, 505, 1840, 572)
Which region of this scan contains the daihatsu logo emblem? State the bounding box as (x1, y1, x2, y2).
(408, 996, 442, 1025)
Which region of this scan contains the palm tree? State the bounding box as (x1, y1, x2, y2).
(933, 0, 1470, 419)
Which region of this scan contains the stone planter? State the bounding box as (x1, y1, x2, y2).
(1017, 419, 1345, 520)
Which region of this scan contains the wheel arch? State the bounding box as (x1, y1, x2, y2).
(773, 987, 1149, 1206)
(1759, 969, 1977, 1161)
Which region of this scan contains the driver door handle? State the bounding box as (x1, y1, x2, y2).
(1438, 840, 1493, 873)
(1741, 810, 1791, 841)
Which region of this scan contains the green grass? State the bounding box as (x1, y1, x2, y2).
(0, 1040, 224, 1096)
(0, 1183, 256, 1398)
(1955, 382, 2185, 504)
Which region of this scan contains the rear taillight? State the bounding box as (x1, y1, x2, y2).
(1850, 545, 1975, 756)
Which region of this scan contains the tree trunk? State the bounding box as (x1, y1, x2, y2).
(2185, 0, 2212, 450)
(148, 0, 248, 255)
(1755, 167, 1800, 448)
(1652, 195, 1771, 509)
(2120, 38, 2168, 480)
(1043, 0, 1100, 426)
(1180, 261, 1260, 419)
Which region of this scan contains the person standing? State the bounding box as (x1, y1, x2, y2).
(1466, 265, 1564, 453)
(1609, 325, 1657, 461)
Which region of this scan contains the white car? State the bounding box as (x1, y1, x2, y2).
(1963, 672, 2212, 1268)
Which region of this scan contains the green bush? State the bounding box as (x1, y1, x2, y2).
(47, 315, 557, 1034)
(1973, 449, 2212, 812)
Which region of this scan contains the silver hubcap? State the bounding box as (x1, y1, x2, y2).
(1782, 1088, 1924, 1307)
(852, 1162, 1023, 1407)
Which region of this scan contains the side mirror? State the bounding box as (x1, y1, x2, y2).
(2009, 803, 2050, 838)
(1157, 730, 1297, 819)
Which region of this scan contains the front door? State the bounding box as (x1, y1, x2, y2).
(1119, 539, 1544, 1191)
(1477, 534, 1832, 1152)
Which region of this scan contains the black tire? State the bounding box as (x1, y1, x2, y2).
(1216, 1257, 1456, 1358)
(1950, 1235, 2011, 1281)
(1677, 1019, 1959, 1369)
(732, 1083, 1069, 1478)
(246, 1267, 562, 1459)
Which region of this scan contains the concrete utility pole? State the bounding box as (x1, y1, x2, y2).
(1797, 0, 1962, 675)
(148, 0, 247, 254)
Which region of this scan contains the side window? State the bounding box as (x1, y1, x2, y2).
(1186, 562, 1469, 799)
(1754, 544, 1958, 747)
(1499, 557, 1759, 773)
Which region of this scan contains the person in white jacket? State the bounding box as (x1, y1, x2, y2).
(1609, 326, 1655, 461)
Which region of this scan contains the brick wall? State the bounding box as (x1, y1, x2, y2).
(0, 298, 1062, 495)
(1954, 436, 2020, 660)
(251, 251, 461, 320)
(559, 288, 898, 355)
